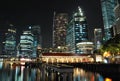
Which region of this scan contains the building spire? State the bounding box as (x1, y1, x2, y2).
(78, 6, 83, 16)
(53, 11, 56, 47)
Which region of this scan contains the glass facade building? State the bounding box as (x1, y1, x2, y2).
(4, 28, 16, 55)
(19, 31, 34, 57)
(66, 7, 88, 54)
(30, 25, 42, 57)
(53, 13, 68, 48)
(101, 0, 117, 41)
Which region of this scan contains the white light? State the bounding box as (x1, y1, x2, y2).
(78, 6, 83, 16)
(29, 26, 32, 29)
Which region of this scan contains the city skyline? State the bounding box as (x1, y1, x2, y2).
(0, 0, 103, 47)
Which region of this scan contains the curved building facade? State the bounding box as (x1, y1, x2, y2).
(19, 31, 34, 57)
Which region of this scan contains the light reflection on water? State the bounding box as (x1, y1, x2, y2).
(73, 68, 104, 81)
(0, 62, 114, 81)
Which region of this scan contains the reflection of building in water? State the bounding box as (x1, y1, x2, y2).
(73, 68, 104, 81)
(41, 53, 94, 63)
(36, 69, 41, 81)
(15, 66, 36, 81)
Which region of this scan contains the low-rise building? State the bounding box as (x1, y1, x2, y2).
(40, 53, 94, 63)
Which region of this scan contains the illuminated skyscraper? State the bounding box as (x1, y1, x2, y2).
(19, 31, 34, 57)
(66, 7, 88, 54)
(29, 25, 42, 57)
(4, 27, 16, 55)
(114, 1, 120, 34)
(101, 0, 117, 41)
(53, 13, 68, 48)
(94, 28, 103, 50)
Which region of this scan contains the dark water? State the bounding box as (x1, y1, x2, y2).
(0, 62, 119, 81)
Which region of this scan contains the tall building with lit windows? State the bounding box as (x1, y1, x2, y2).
(66, 7, 88, 54)
(53, 13, 68, 48)
(29, 25, 42, 57)
(94, 28, 103, 50)
(19, 31, 34, 57)
(101, 0, 117, 41)
(4, 27, 16, 55)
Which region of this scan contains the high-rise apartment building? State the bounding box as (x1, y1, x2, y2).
(66, 7, 88, 54)
(19, 31, 34, 57)
(4, 28, 16, 55)
(101, 0, 117, 41)
(53, 13, 68, 48)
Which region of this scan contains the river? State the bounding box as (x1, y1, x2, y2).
(0, 62, 119, 81)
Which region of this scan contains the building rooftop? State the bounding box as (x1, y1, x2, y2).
(42, 53, 92, 56)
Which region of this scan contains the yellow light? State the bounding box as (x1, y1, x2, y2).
(46, 58, 48, 63)
(105, 78, 112, 81)
(103, 51, 111, 57)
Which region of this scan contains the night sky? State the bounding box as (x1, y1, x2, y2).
(0, 0, 103, 48)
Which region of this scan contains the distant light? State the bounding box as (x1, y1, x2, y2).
(57, 46, 61, 49)
(10, 24, 13, 26)
(104, 59, 108, 63)
(29, 26, 32, 29)
(105, 78, 112, 81)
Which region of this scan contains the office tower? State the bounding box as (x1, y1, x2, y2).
(30, 25, 42, 46)
(94, 28, 103, 50)
(4, 28, 16, 55)
(53, 12, 68, 48)
(66, 7, 88, 54)
(0, 32, 6, 54)
(114, 1, 120, 34)
(29, 25, 42, 57)
(101, 0, 117, 41)
(19, 31, 34, 57)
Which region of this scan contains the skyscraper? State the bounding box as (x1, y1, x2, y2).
(66, 7, 88, 54)
(114, 0, 120, 34)
(19, 31, 34, 57)
(94, 28, 103, 50)
(30, 25, 42, 47)
(0, 31, 6, 54)
(30, 25, 42, 57)
(101, 0, 117, 41)
(4, 27, 16, 55)
(53, 13, 68, 48)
